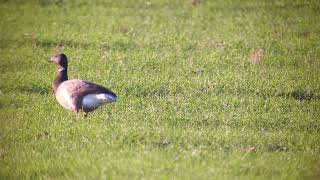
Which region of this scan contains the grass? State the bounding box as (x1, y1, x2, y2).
(0, 0, 320, 179)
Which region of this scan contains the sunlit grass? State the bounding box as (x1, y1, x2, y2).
(1, 0, 320, 179)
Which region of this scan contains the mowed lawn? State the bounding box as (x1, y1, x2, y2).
(1, 0, 320, 179)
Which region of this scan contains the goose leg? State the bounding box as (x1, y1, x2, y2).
(82, 107, 89, 118)
(75, 110, 80, 120)
(73, 106, 81, 120)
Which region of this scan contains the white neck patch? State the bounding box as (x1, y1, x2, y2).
(58, 67, 66, 72)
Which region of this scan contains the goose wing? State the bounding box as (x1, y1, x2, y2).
(60, 79, 117, 111)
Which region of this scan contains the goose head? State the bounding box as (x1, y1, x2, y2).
(49, 53, 68, 68)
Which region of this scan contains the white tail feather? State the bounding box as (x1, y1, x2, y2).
(82, 93, 117, 108)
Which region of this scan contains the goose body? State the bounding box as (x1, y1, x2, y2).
(49, 54, 117, 117)
(55, 79, 117, 112)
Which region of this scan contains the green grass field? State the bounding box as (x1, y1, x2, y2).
(1, 0, 320, 179)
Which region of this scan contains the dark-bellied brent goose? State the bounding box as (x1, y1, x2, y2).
(49, 53, 117, 117)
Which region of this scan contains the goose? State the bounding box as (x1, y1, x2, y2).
(48, 53, 117, 117)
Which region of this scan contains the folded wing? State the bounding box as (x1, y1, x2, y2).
(59, 80, 117, 111)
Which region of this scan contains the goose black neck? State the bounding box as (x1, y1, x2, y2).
(53, 66, 68, 93)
